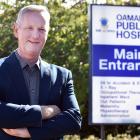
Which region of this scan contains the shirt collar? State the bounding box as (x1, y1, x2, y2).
(15, 50, 41, 70)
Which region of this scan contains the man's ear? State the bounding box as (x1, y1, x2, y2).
(12, 23, 18, 38)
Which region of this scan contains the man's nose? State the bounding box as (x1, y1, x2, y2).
(32, 29, 40, 39)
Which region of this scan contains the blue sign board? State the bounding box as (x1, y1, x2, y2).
(89, 5, 140, 124)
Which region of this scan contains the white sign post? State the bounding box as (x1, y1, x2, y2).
(89, 4, 140, 125)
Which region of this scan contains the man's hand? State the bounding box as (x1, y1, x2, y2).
(2, 128, 30, 138)
(41, 105, 61, 119)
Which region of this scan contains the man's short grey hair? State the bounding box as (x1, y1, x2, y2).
(16, 5, 50, 25)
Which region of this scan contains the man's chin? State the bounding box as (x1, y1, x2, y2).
(26, 50, 40, 57)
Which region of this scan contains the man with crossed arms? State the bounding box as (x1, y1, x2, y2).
(0, 4, 82, 140)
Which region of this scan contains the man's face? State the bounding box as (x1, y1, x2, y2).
(14, 11, 49, 59)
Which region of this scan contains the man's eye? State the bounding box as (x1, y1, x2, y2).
(39, 28, 46, 32)
(26, 27, 33, 30)
(29, 27, 33, 29)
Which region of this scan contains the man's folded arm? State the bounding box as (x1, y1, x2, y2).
(0, 101, 61, 129)
(0, 101, 42, 128)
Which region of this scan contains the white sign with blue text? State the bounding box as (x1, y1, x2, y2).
(90, 5, 140, 124)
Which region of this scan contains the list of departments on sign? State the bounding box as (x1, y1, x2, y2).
(92, 76, 140, 123)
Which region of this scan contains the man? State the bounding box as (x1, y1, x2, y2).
(0, 5, 82, 140)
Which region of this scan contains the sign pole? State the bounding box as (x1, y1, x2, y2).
(101, 125, 105, 140)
